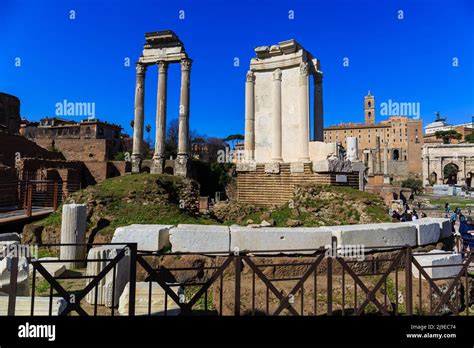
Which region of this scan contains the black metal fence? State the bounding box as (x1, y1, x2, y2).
(4, 242, 474, 316)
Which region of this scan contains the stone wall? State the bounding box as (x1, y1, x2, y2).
(0, 92, 20, 134)
(0, 133, 62, 168)
(35, 138, 109, 162)
(236, 163, 359, 206)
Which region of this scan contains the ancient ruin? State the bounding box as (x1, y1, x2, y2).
(422, 143, 474, 187)
(131, 30, 192, 177)
(237, 39, 364, 205)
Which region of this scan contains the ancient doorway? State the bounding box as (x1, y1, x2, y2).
(392, 149, 399, 161)
(429, 172, 437, 186)
(443, 163, 459, 185)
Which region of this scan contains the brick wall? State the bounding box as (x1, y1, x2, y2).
(237, 163, 359, 206)
(35, 138, 109, 162)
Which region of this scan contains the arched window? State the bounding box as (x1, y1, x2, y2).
(392, 149, 400, 161)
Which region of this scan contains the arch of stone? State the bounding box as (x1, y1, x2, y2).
(131, 30, 192, 177)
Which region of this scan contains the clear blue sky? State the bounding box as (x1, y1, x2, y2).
(1, 0, 473, 141)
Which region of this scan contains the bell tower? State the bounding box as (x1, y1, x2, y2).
(364, 91, 375, 125)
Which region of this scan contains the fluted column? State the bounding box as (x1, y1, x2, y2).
(244, 70, 255, 161)
(272, 68, 282, 162)
(176, 58, 192, 177)
(131, 63, 146, 173)
(152, 61, 168, 174)
(299, 62, 310, 161)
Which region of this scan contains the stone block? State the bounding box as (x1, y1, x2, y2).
(230, 226, 332, 254)
(290, 162, 305, 173)
(0, 255, 29, 296)
(422, 218, 452, 239)
(236, 161, 256, 172)
(326, 223, 417, 250)
(0, 296, 67, 316)
(85, 246, 130, 307)
(403, 220, 441, 246)
(264, 162, 280, 174)
(29, 257, 66, 278)
(118, 282, 181, 316)
(112, 224, 173, 252)
(169, 225, 230, 253)
(0, 233, 21, 243)
(413, 250, 462, 280)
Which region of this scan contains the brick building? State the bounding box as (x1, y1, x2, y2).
(423, 114, 473, 144)
(0, 92, 21, 134)
(323, 92, 423, 181)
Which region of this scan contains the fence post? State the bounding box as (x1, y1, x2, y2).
(26, 183, 32, 217)
(128, 243, 137, 317)
(53, 182, 58, 210)
(7, 257, 19, 316)
(405, 245, 413, 315)
(327, 256, 332, 316)
(234, 254, 241, 316)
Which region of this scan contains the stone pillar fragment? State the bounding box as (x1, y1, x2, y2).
(383, 146, 390, 184)
(299, 62, 310, 161)
(176, 59, 192, 177)
(60, 204, 87, 269)
(346, 137, 358, 161)
(152, 61, 169, 174)
(131, 64, 146, 173)
(244, 70, 255, 161)
(271, 68, 283, 162)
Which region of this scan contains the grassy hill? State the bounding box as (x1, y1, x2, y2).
(33, 174, 390, 244)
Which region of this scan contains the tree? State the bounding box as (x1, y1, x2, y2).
(145, 124, 151, 149)
(224, 134, 244, 150)
(401, 178, 423, 195)
(465, 133, 474, 143)
(435, 130, 462, 144)
(164, 118, 179, 159)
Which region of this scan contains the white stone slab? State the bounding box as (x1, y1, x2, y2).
(0, 233, 21, 243)
(230, 226, 332, 254)
(413, 250, 462, 280)
(112, 224, 173, 251)
(118, 282, 181, 316)
(29, 257, 66, 278)
(0, 296, 67, 316)
(170, 225, 230, 253)
(60, 203, 87, 269)
(403, 220, 441, 246)
(326, 223, 417, 250)
(421, 218, 452, 239)
(0, 255, 29, 296)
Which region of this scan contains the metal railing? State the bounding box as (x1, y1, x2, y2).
(4, 241, 474, 316)
(0, 180, 81, 217)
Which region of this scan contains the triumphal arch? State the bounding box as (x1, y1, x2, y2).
(131, 30, 191, 176)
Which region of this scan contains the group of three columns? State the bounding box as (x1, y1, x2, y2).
(131, 58, 192, 176)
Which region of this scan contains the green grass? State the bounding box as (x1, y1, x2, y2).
(423, 194, 474, 210)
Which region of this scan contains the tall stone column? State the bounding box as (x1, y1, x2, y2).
(244, 70, 255, 161)
(383, 145, 390, 184)
(313, 73, 324, 141)
(299, 62, 310, 161)
(271, 68, 282, 162)
(368, 151, 374, 175)
(152, 61, 168, 174)
(176, 59, 192, 177)
(131, 63, 146, 173)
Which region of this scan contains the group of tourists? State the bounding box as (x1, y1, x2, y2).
(445, 202, 474, 249)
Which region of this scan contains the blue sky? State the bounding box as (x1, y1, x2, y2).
(1, 0, 473, 141)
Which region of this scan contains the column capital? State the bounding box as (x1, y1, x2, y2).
(273, 68, 282, 81)
(135, 63, 146, 75)
(158, 61, 169, 73)
(246, 70, 255, 83)
(300, 62, 309, 77)
(181, 58, 192, 71)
